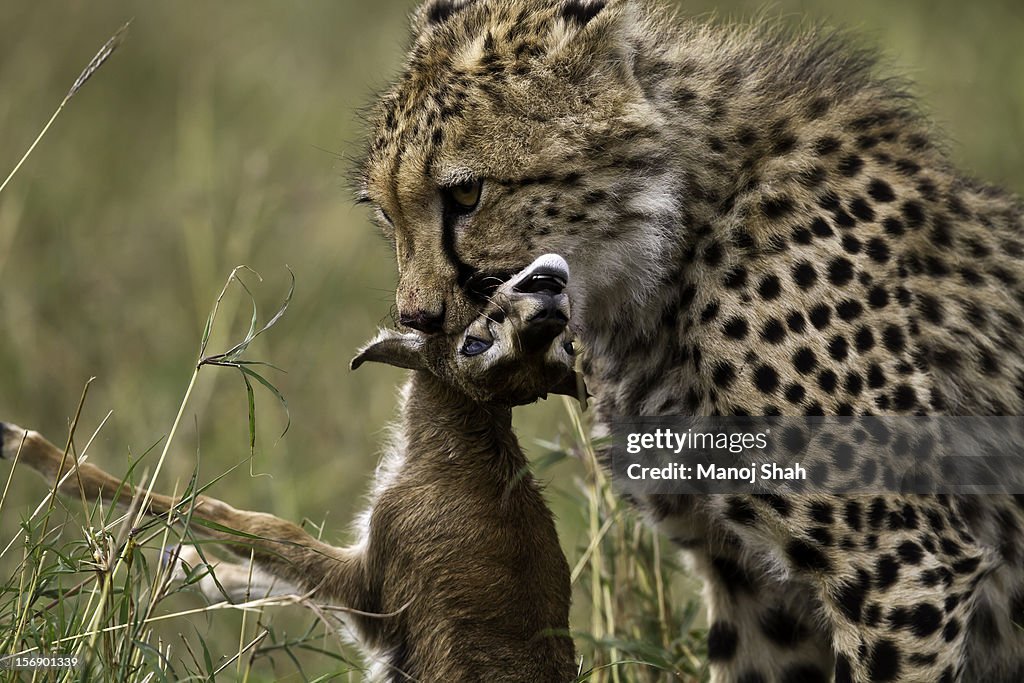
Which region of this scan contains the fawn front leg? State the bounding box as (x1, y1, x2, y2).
(0, 422, 366, 607)
(169, 545, 300, 603)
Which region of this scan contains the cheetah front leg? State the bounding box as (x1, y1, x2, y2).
(707, 494, 974, 683)
(689, 544, 835, 683)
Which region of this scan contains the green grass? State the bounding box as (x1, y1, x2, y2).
(0, 0, 1022, 680)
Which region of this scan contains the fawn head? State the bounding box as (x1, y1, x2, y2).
(352, 254, 576, 405)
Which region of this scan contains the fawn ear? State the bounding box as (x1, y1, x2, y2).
(351, 330, 426, 371)
(549, 371, 590, 409)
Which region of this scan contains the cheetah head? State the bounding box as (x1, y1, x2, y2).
(358, 0, 678, 337)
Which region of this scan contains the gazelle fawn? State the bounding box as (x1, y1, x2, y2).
(1, 254, 579, 681)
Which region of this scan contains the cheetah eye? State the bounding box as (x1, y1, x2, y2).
(444, 179, 483, 213)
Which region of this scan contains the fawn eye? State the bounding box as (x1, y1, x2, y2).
(461, 336, 492, 356)
(445, 179, 483, 213)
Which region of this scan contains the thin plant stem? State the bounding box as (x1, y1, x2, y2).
(0, 22, 129, 197)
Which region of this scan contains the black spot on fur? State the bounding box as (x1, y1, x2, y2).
(758, 274, 782, 300)
(723, 317, 749, 340)
(952, 555, 981, 574)
(754, 365, 780, 394)
(792, 261, 817, 289)
(849, 196, 875, 222)
(845, 501, 863, 531)
(838, 154, 864, 177)
(700, 300, 721, 325)
(726, 497, 758, 525)
(897, 541, 924, 565)
(712, 362, 736, 389)
(810, 216, 833, 237)
(707, 621, 739, 660)
(828, 257, 855, 286)
(762, 318, 787, 344)
(818, 369, 838, 394)
(810, 501, 835, 525)
(868, 640, 901, 681)
(892, 384, 917, 411)
(736, 127, 758, 147)
(762, 195, 795, 219)
(868, 178, 896, 202)
(782, 385, 806, 405)
(943, 617, 961, 642)
(712, 556, 755, 593)
(866, 237, 890, 263)
(815, 136, 841, 155)
(787, 538, 832, 572)
(868, 286, 890, 309)
(754, 493, 792, 517)
(724, 267, 747, 289)
(908, 603, 943, 637)
(835, 568, 871, 623)
(703, 240, 724, 266)
(875, 555, 900, 590)
(846, 372, 865, 396)
(835, 655, 853, 683)
(760, 608, 809, 649)
(837, 299, 863, 321)
(882, 325, 906, 353)
(809, 304, 831, 330)
(883, 216, 905, 236)
(781, 664, 829, 683)
(828, 335, 850, 361)
(793, 348, 817, 375)
(901, 200, 926, 228)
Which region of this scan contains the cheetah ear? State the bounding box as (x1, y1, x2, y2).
(559, 0, 609, 28)
(545, 0, 640, 80)
(351, 329, 426, 372)
(412, 0, 477, 34)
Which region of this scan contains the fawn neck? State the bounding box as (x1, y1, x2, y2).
(401, 371, 522, 473)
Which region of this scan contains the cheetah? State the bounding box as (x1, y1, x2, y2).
(357, 0, 1024, 681)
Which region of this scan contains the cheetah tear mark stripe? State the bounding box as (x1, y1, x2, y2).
(441, 211, 479, 291)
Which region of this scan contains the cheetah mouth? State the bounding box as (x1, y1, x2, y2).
(464, 270, 517, 301)
(463, 256, 570, 301)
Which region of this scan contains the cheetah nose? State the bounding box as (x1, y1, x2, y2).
(400, 307, 445, 334)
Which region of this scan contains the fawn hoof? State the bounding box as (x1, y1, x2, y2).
(0, 422, 12, 459)
(0, 422, 30, 460)
(162, 545, 203, 581)
(510, 254, 569, 296)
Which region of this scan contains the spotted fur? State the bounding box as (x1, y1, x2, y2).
(359, 1, 1024, 681)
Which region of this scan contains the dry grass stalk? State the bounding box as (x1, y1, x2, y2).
(0, 21, 130, 196)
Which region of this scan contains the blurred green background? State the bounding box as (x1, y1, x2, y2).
(0, 0, 1021, 680)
